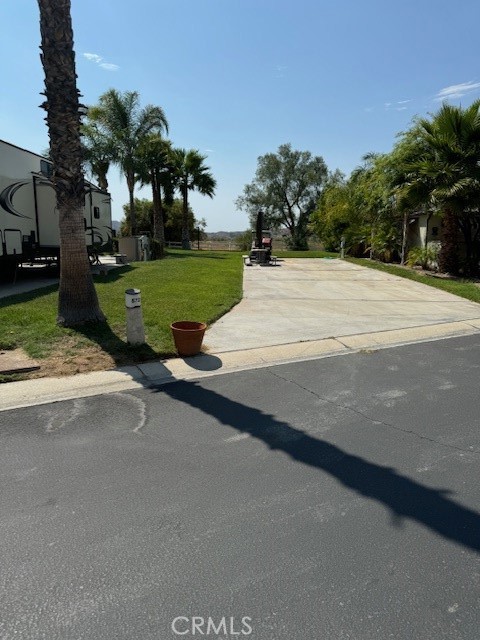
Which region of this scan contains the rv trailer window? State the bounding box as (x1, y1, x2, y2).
(93, 206, 100, 219)
(40, 159, 53, 178)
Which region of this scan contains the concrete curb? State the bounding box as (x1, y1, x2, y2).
(1, 320, 479, 413)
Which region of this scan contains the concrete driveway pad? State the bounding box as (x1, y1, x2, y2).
(205, 259, 480, 352)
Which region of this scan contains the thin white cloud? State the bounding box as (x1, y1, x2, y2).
(364, 107, 374, 113)
(383, 100, 410, 113)
(83, 52, 102, 64)
(83, 52, 119, 72)
(435, 81, 480, 101)
(99, 63, 119, 71)
(205, 149, 214, 153)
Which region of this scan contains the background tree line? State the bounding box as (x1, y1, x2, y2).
(83, 89, 216, 256)
(238, 102, 480, 276)
(120, 198, 207, 251)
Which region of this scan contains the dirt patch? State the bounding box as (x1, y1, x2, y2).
(0, 328, 171, 381)
(27, 342, 117, 378)
(0, 349, 40, 375)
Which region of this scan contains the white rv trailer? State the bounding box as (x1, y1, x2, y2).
(0, 139, 112, 269)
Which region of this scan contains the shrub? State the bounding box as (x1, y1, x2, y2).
(236, 230, 253, 252)
(406, 241, 441, 270)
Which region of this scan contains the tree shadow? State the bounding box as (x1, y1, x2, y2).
(0, 283, 59, 308)
(92, 264, 133, 282)
(73, 321, 159, 367)
(153, 379, 480, 554)
(0, 265, 134, 308)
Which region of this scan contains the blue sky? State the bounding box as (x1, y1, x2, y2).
(2, 0, 480, 231)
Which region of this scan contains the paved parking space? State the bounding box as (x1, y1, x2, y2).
(204, 259, 480, 352)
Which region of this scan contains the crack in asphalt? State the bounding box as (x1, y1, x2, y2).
(267, 369, 480, 456)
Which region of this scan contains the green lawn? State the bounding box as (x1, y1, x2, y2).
(346, 257, 480, 304)
(0, 250, 243, 375)
(4, 249, 478, 379)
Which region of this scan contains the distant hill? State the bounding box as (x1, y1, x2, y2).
(206, 231, 244, 239)
(207, 230, 288, 240)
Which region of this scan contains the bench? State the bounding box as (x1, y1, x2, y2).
(114, 254, 128, 264)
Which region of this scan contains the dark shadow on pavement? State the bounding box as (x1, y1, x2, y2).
(0, 283, 59, 308)
(182, 354, 223, 371)
(153, 379, 480, 555)
(0, 265, 133, 308)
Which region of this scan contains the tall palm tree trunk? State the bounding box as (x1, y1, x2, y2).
(38, 0, 105, 325)
(151, 170, 165, 258)
(438, 209, 460, 275)
(181, 184, 191, 249)
(127, 170, 137, 235)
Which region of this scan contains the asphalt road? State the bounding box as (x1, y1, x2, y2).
(1, 335, 479, 640)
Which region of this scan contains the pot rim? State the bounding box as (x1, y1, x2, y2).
(171, 321, 207, 332)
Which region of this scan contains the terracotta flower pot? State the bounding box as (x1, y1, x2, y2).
(170, 321, 207, 357)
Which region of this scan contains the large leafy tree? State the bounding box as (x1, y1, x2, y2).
(236, 143, 328, 250)
(349, 153, 401, 261)
(120, 198, 154, 237)
(311, 170, 362, 253)
(37, 0, 105, 325)
(89, 89, 168, 235)
(119, 198, 197, 243)
(164, 199, 198, 242)
(172, 149, 216, 249)
(398, 102, 480, 275)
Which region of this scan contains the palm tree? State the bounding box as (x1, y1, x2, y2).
(399, 101, 480, 274)
(81, 120, 115, 191)
(172, 149, 216, 249)
(89, 89, 168, 235)
(136, 134, 175, 258)
(37, 0, 105, 325)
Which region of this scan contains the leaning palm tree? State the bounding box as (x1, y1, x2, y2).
(135, 134, 175, 258)
(89, 89, 168, 235)
(172, 149, 216, 249)
(37, 0, 105, 325)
